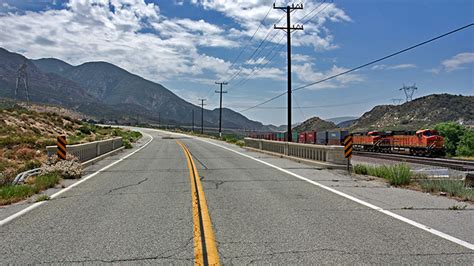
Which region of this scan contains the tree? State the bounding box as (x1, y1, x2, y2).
(434, 122, 466, 156)
(456, 129, 474, 157)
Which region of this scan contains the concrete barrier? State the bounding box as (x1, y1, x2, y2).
(46, 137, 123, 163)
(244, 138, 346, 168)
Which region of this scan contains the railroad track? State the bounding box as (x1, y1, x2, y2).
(353, 151, 474, 171)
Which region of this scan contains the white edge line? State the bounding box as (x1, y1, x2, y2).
(192, 137, 474, 251)
(0, 132, 154, 227)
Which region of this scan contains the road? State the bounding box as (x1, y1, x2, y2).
(1, 128, 473, 264)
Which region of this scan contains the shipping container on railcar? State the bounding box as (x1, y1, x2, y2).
(306, 131, 316, 144)
(327, 130, 349, 145)
(316, 131, 328, 145)
(298, 132, 306, 143)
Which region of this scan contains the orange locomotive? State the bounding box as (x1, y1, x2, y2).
(353, 129, 445, 156)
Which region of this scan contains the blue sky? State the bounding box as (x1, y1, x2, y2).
(0, 0, 472, 126)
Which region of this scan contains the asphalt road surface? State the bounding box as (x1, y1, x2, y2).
(1, 129, 473, 264)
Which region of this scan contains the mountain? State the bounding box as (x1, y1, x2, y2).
(325, 116, 358, 125)
(0, 48, 96, 106)
(337, 119, 357, 128)
(33, 57, 266, 129)
(0, 48, 267, 130)
(350, 94, 474, 131)
(293, 117, 338, 132)
(32, 58, 73, 74)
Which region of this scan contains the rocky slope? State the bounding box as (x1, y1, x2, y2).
(350, 94, 474, 131)
(293, 117, 338, 132)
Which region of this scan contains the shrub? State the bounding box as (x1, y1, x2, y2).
(16, 147, 36, 160)
(15, 159, 42, 175)
(34, 172, 60, 191)
(43, 154, 82, 179)
(419, 179, 474, 201)
(354, 164, 368, 175)
(0, 185, 35, 205)
(0, 167, 17, 186)
(456, 129, 474, 157)
(354, 163, 411, 186)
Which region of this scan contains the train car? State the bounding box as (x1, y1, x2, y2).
(385, 129, 445, 156)
(353, 129, 445, 156)
(353, 131, 383, 152)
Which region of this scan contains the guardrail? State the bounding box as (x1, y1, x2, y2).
(46, 137, 123, 162)
(244, 138, 346, 166)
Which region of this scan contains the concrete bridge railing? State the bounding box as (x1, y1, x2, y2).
(244, 138, 346, 167)
(46, 137, 123, 163)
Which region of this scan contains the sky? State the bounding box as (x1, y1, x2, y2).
(0, 0, 472, 126)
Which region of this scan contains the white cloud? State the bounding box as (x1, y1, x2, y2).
(293, 53, 313, 63)
(191, 0, 351, 51)
(441, 52, 474, 72)
(0, 0, 242, 83)
(245, 57, 269, 65)
(426, 52, 474, 74)
(293, 63, 364, 90)
(371, 64, 416, 70)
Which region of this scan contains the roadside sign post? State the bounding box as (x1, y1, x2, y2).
(57, 135, 67, 160)
(344, 135, 353, 174)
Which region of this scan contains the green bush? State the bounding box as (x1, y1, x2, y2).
(419, 179, 473, 201)
(456, 129, 474, 157)
(354, 164, 368, 175)
(354, 163, 411, 186)
(434, 122, 467, 156)
(0, 185, 35, 205)
(34, 173, 60, 191)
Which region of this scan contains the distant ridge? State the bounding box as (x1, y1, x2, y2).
(0, 47, 269, 131)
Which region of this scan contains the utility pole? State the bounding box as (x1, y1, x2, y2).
(198, 99, 206, 134)
(215, 82, 228, 138)
(192, 109, 195, 132)
(274, 3, 303, 142)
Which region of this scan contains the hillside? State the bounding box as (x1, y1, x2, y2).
(293, 117, 338, 132)
(350, 94, 474, 131)
(0, 103, 141, 185)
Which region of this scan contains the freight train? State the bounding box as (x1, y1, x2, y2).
(249, 129, 445, 157)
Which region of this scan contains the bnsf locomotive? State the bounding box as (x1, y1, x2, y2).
(352, 129, 445, 156)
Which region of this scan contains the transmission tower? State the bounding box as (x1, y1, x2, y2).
(15, 61, 30, 104)
(399, 84, 417, 102)
(391, 98, 403, 105)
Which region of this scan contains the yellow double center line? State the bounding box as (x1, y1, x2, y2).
(177, 141, 220, 266)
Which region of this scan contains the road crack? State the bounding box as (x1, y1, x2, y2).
(106, 178, 149, 194)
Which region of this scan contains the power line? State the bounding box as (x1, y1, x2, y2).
(226, 13, 287, 83)
(224, 5, 273, 75)
(239, 23, 474, 113)
(227, 2, 331, 93)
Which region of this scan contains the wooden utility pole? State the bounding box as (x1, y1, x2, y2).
(198, 99, 206, 134)
(215, 82, 228, 138)
(274, 3, 303, 142)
